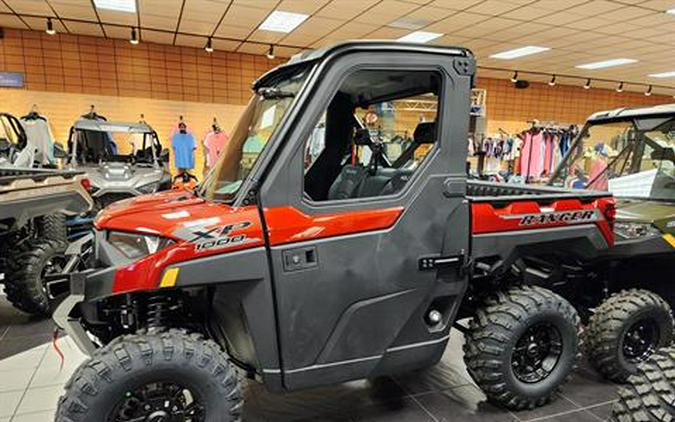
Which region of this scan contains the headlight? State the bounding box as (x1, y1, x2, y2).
(137, 182, 159, 194)
(108, 231, 174, 259)
(614, 222, 661, 240)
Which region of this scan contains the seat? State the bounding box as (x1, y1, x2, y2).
(327, 164, 369, 200)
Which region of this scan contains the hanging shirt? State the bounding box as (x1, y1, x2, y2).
(172, 132, 195, 169)
(204, 131, 228, 168)
(520, 131, 544, 179)
(20, 117, 55, 165)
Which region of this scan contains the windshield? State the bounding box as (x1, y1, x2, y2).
(70, 130, 158, 166)
(551, 117, 675, 201)
(201, 66, 310, 202)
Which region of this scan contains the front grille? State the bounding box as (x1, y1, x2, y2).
(96, 192, 135, 209)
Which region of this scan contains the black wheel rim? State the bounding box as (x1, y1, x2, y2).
(40, 253, 68, 299)
(108, 381, 205, 422)
(512, 323, 563, 383)
(622, 318, 659, 363)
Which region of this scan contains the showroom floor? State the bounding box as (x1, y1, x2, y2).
(0, 293, 619, 422)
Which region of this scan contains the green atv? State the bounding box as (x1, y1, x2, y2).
(548, 104, 675, 383)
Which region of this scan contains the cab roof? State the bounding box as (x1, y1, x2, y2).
(254, 40, 473, 90)
(587, 103, 675, 123)
(73, 119, 155, 134)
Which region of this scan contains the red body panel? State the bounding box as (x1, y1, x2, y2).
(264, 206, 404, 246)
(471, 197, 615, 246)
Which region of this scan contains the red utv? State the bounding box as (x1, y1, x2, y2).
(54, 41, 615, 421)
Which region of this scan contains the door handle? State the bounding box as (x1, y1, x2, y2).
(282, 246, 318, 272)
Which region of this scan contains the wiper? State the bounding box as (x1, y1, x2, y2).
(258, 87, 295, 99)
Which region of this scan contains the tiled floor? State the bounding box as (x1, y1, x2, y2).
(0, 293, 619, 422)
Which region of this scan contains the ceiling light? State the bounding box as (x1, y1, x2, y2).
(548, 75, 556, 86)
(648, 71, 675, 78)
(266, 45, 275, 59)
(510, 71, 519, 83)
(398, 31, 443, 43)
(616, 82, 624, 92)
(576, 58, 637, 70)
(584, 78, 591, 89)
(130, 27, 139, 45)
(259, 11, 308, 33)
(93, 0, 136, 13)
(645, 85, 652, 96)
(205, 37, 213, 53)
(46, 18, 55, 35)
(490, 46, 550, 60)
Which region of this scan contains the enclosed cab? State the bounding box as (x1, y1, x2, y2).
(54, 42, 614, 422)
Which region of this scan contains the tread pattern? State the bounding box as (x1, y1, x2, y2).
(463, 285, 581, 410)
(36, 213, 68, 243)
(611, 347, 675, 422)
(585, 289, 674, 383)
(3, 238, 67, 316)
(56, 329, 243, 422)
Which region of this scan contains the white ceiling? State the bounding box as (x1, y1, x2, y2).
(1, 0, 675, 94)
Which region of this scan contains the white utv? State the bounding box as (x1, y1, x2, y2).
(67, 119, 172, 210)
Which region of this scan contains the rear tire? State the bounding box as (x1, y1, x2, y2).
(611, 347, 675, 422)
(464, 285, 581, 410)
(36, 213, 68, 243)
(56, 329, 243, 422)
(585, 289, 674, 383)
(3, 238, 68, 316)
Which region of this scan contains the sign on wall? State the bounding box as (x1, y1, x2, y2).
(471, 89, 486, 116)
(0, 72, 24, 88)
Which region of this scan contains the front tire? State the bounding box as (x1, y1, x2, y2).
(464, 285, 581, 410)
(3, 238, 68, 316)
(56, 329, 243, 422)
(585, 289, 674, 383)
(611, 347, 675, 422)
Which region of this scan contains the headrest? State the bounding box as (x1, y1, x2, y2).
(414, 122, 436, 144)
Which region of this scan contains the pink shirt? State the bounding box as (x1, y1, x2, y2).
(204, 131, 228, 167)
(520, 131, 544, 179)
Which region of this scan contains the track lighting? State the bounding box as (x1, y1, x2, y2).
(548, 75, 556, 86)
(510, 71, 518, 83)
(645, 85, 652, 96)
(583, 78, 591, 89)
(616, 82, 624, 93)
(130, 27, 139, 45)
(46, 18, 56, 35)
(205, 37, 214, 53)
(266, 44, 275, 60)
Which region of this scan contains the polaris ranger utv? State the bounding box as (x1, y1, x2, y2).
(549, 105, 675, 383)
(54, 42, 615, 421)
(67, 119, 173, 210)
(0, 166, 92, 315)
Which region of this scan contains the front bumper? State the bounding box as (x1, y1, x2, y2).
(53, 271, 98, 356)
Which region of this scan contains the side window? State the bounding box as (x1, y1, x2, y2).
(303, 69, 441, 202)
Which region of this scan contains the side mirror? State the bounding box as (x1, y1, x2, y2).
(159, 149, 170, 163)
(53, 142, 67, 159)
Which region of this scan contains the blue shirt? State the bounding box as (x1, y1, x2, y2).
(172, 132, 195, 169)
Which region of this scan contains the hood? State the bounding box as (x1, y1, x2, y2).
(95, 190, 261, 242)
(86, 164, 168, 191)
(615, 198, 675, 225)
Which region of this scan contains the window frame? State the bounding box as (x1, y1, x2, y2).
(298, 65, 445, 207)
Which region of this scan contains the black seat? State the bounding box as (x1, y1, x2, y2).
(327, 164, 369, 200)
